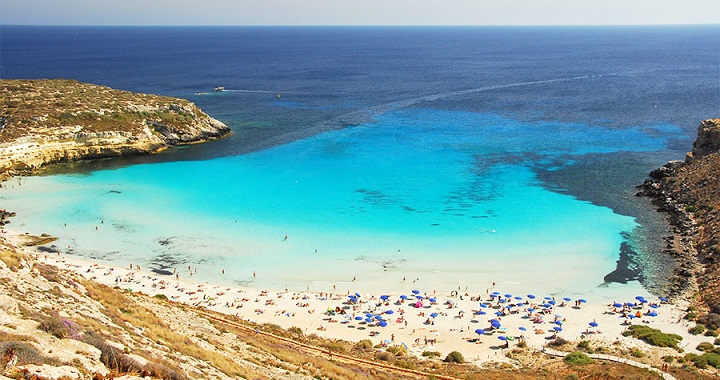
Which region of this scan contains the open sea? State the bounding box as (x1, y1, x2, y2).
(1, 25, 718, 297)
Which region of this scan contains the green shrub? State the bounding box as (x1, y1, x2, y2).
(386, 345, 407, 356)
(550, 337, 569, 346)
(564, 351, 594, 366)
(622, 325, 682, 349)
(287, 326, 303, 336)
(422, 351, 442, 358)
(355, 339, 373, 351)
(630, 348, 644, 358)
(566, 374, 580, 380)
(715, 338, 720, 345)
(153, 294, 168, 301)
(691, 355, 708, 369)
(685, 312, 698, 321)
(704, 353, 720, 368)
(394, 359, 415, 369)
(444, 351, 465, 364)
(576, 340, 590, 351)
(705, 330, 719, 337)
(663, 355, 675, 363)
(697, 342, 715, 352)
(689, 325, 706, 335)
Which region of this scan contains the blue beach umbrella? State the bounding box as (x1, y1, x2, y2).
(355, 293, 361, 298)
(430, 313, 439, 318)
(628, 314, 635, 319)
(659, 297, 668, 302)
(554, 326, 563, 332)
(491, 319, 501, 328)
(528, 308, 535, 312)
(375, 315, 385, 321)
(498, 336, 508, 341)
(527, 294, 536, 299)
(492, 291, 500, 295)
(578, 299, 587, 303)
(380, 295, 389, 301)
(650, 304, 659, 309)
(412, 289, 420, 294)
(365, 318, 373, 323)
(355, 316, 363, 320)
(505, 294, 512, 298)
(554, 320, 563, 326)
(544, 296, 552, 300)
(365, 313, 373, 317)
(639, 299, 648, 304)
(518, 327, 527, 331)
(635, 295, 645, 301)
(589, 321, 598, 327)
(475, 328, 485, 335)
(495, 311, 504, 316)
(613, 303, 623, 308)
(378, 321, 388, 327)
(477, 311, 487, 315)
(514, 296, 523, 300)
(479, 303, 488, 308)
(400, 295, 408, 300)
(649, 311, 658, 317)
(549, 300, 556, 305)
(563, 297, 571, 302)
(385, 310, 394, 315)
(429, 298, 437, 303)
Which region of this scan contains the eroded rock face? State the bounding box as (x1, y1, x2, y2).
(638, 117, 720, 314)
(0, 79, 231, 177)
(691, 118, 720, 159)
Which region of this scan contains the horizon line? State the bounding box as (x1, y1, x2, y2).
(1, 22, 719, 28)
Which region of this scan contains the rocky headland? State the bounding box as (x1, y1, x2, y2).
(0, 79, 231, 179)
(638, 118, 720, 328)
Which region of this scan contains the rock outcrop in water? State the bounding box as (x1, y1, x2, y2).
(0, 79, 231, 179)
(638, 118, 720, 322)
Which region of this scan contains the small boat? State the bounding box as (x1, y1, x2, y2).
(214, 86, 225, 92)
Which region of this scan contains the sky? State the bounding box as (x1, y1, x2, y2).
(1, 0, 719, 26)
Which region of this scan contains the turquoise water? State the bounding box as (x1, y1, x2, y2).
(2, 110, 675, 295)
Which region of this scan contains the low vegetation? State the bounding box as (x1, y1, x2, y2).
(621, 325, 683, 350)
(564, 351, 594, 365)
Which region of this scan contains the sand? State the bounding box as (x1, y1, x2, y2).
(6, 228, 714, 367)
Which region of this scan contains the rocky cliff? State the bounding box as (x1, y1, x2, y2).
(639, 118, 720, 326)
(0, 79, 231, 178)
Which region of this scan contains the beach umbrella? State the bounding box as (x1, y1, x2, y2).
(430, 312, 439, 318)
(492, 291, 500, 295)
(613, 303, 623, 308)
(649, 311, 658, 317)
(527, 294, 536, 299)
(544, 296, 552, 300)
(355, 293, 361, 298)
(380, 295, 389, 301)
(491, 319, 501, 328)
(505, 294, 512, 298)
(365, 313, 374, 318)
(378, 321, 388, 327)
(477, 311, 486, 315)
(365, 318, 373, 323)
(415, 295, 424, 300)
(650, 304, 659, 309)
(554, 320, 563, 326)
(400, 294, 408, 300)
(412, 289, 420, 294)
(578, 299, 587, 303)
(497, 336, 508, 341)
(628, 314, 635, 319)
(659, 297, 668, 302)
(385, 310, 394, 315)
(635, 295, 645, 301)
(376, 315, 385, 321)
(639, 299, 648, 304)
(549, 300, 556, 305)
(542, 303, 551, 308)
(528, 308, 535, 312)
(354, 316, 363, 320)
(554, 326, 563, 332)
(429, 298, 437, 303)
(589, 321, 598, 327)
(514, 296, 523, 300)
(414, 301, 423, 308)
(563, 297, 571, 302)
(479, 303, 488, 308)
(519, 327, 527, 331)
(475, 328, 485, 335)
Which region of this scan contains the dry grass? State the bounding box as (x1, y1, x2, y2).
(80, 280, 256, 379)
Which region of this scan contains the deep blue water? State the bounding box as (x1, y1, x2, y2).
(1, 26, 719, 294)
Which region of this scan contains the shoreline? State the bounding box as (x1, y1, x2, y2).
(3, 229, 714, 367)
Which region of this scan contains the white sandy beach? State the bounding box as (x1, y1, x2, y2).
(5, 229, 715, 367)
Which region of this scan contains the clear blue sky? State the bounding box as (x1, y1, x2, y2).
(1, 0, 719, 26)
